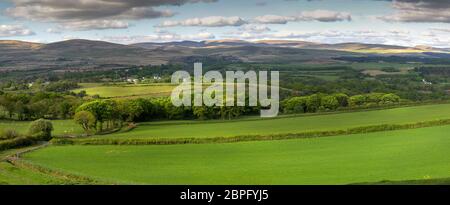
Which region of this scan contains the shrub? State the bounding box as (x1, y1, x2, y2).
(0, 129, 21, 140)
(321, 95, 339, 110)
(28, 119, 54, 141)
(282, 97, 307, 113)
(348, 95, 366, 107)
(0, 137, 34, 151)
(334, 93, 349, 107)
(381, 93, 401, 104)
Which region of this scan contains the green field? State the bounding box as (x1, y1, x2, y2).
(100, 103, 450, 139)
(0, 162, 66, 185)
(349, 62, 417, 70)
(73, 83, 177, 98)
(23, 125, 450, 184)
(2, 103, 450, 185)
(0, 120, 83, 136)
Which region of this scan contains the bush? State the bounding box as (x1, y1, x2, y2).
(0, 137, 34, 151)
(334, 93, 349, 107)
(321, 95, 339, 110)
(381, 93, 401, 104)
(0, 129, 21, 140)
(28, 119, 54, 141)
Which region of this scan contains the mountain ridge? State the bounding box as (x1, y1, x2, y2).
(0, 39, 448, 73)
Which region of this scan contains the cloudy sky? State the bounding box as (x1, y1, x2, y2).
(0, 0, 449, 47)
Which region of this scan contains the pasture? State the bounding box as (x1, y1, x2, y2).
(73, 83, 177, 98)
(23, 125, 450, 184)
(99, 103, 450, 139)
(0, 120, 83, 136)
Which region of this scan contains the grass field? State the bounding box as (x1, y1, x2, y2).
(73, 83, 177, 98)
(23, 125, 450, 184)
(99, 103, 450, 139)
(73, 83, 279, 98)
(0, 162, 65, 185)
(0, 120, 83, 136)
(349, 62, 417, 70)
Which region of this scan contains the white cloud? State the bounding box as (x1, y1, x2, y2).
(222, 28, 450, 48)
(102, 31, 216, 44)
(254, 10, 352, 24)
(0, 25, 35, 37)
(61, 20, 129, 31)
(299, 10, 352, 22)
(239, 25, 272, 33)
(158, 16, 247, 27)
(46, 28, 62, 34)
(254, 15, 297, 24)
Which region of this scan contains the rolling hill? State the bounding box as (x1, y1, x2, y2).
(0, 39, 173, 72)
(132, 39, 446, 54)
(0, 39, 448, 74)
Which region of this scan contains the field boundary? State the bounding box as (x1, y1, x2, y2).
(6, 157, 112, 185)
(51, 119, 450, 146)
(354, 178, 450, 185)
(136, 101, 450, 127)
(1, 142, 113, 185)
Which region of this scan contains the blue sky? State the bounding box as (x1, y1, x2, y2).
(0, 0, 449, 47)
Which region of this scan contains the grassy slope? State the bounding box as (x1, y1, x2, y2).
(101, 103, 450, 139)
(24, 125, 450, 185)
(0, 145, 64, 185)
(0, 120, 83, 136)
(73, 83, 176, 98)
(0, 162, 65, 185)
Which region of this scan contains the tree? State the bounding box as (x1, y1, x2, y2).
(321, 95, 339, 110)
(59, 101, 72, 119)
(366, 93, 385, 104)
(193, 106, 208, 120)
(381, 93, 401, 104)
(28, 119, 53, 140)
(74, 111, 96, 133)
(306, 94, 322, 112)
(348, 95, 366, 107)
(282, 97, 307, 113)
(221, 106, 244, 120)
(76, 100, 118, 131)
(333, 93, 349, 107)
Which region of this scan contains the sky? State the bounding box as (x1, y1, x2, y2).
(0, 0, 449, 47)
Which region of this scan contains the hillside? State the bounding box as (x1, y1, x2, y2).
(1, 39, 448, 74)
(133, 39, 445, 54)
(0, 39, 174, 72)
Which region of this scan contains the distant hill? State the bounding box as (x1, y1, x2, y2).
(132, 39, 445, 54)
(0, 39, 176, 71)
(0, 39, 448, 73)
(0, 40, 42, 50)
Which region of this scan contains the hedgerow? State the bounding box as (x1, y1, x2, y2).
(0, 137, 35, 151)
(51, 119, 450, 146)
(6, 158, 108, 185)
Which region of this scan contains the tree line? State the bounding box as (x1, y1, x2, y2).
(281, 93, 401, 114)
(74, 97, 262, 133)
(0, 92, 83, 120)
(72, 92, 401, 133)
